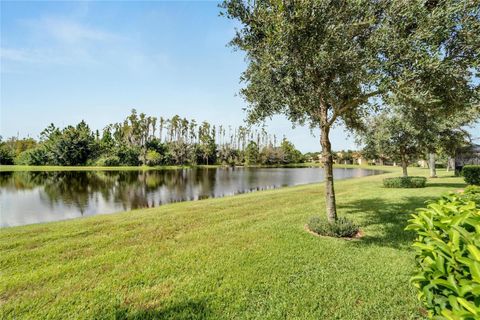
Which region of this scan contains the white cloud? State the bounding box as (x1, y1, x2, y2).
(33, 17, 122, 45)
(2, 15, 171, 75)
(0, 48, 33, 63)
(1, 16, 122, 68)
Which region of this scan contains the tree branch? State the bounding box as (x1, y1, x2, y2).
(327, 90, 381, 126)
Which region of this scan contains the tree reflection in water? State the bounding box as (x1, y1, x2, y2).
(0, 167, 384, 227)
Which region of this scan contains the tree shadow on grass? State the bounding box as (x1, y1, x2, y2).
(111, 300, 211, 320)
(338, 196, 436, 250)
(425, 182, 466, 189)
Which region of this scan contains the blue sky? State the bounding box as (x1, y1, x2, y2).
(0, 0, 359, 152)
(0, 1, 477, 152)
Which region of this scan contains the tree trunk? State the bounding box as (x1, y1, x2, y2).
(320, 125, 337, 223)
(446, 157, 454, 172)
(401, 154, 408, 177)
(429, 153, 437, 178)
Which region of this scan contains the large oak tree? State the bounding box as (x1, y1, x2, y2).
(222, 0, 479, 222)
(222, 0, 387, 222)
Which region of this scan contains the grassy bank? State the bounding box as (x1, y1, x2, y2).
(0, 167, 465, 319)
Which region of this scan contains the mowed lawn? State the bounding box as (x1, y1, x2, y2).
(0, 167, 466, 319)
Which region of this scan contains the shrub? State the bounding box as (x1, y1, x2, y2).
(383, 176, 427, 188)
(145, 150, 162, 166)
(308, 216, 359, 238)
(95, 155, 120, 167)
(462, 165, 480, 185)
(0, 146, 14, 165)
(14, 147, 50, 165)
(114, 146, 141, 166)
(406, 190, 480, 319)
(463, 185, 480, 204)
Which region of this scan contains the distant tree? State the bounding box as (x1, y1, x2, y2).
(359, 111, 424, 177)
(436, 128, 472, 172)
(15, 148, 49, 165)
(41, 121, 97, 166)
(244, 140, 259, 165)
(145, 150, 162, 166)
(382, 1, 479, 177)
(115, 145, 141, 166)
(100, 126, 115, 153)
(1, 137, 37, 157)
(280, 139, 303, 164)
(0, 138, 14, 165)
(198, 122, 217, 165)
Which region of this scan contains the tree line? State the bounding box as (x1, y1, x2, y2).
(356, 108, 477, 178)
(0, 109, 304, 167)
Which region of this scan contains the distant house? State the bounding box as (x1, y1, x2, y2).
(417, 159, 428, 168)
(334, 151, 354, 164)
(455, 143, 480, 174)
(352, 152, 367, 165)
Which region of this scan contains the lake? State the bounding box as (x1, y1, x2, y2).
(0, 167, 384, 227)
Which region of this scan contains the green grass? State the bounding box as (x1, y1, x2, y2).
(0, 167, 465, 319)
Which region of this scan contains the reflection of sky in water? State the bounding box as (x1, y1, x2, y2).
(0, 168, 385, 227)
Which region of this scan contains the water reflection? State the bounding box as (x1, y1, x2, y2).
(0, 167, 384, 227)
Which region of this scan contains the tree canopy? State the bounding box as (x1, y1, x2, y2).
(222, 0, 480, 222)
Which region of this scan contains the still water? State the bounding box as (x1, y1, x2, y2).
(0, 167, 384, 227)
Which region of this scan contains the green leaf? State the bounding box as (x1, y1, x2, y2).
(467, 245, 480, 261)
(457, 297, 478, 315)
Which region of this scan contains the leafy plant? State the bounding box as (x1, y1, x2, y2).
(308, 216, 359, 238)
(462, 186, 480, 205)
(383, 176, 427, 188)
(406, 189, 480, 319)
(114, 146, 141, 166)
(14, 147, 50, 165)
(462, 166, 480, 186)
(145, 150, 162, 166)
(95, 155, 120, 167)
(0, 145, 15, 165)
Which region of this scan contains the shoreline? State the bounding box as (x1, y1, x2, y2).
(0, 163, 395, 172)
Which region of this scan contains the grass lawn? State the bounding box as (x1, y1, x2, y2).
(0, 167, 466, 319)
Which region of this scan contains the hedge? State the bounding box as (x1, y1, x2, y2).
(383, 176, 427, 188)
(462, 165, 480, 186)
(406, 186, 480, 319)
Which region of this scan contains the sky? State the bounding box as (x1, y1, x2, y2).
(0, 1, 478, 152)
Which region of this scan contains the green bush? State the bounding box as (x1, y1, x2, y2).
(308, 217, 359, 238)
(95, 155, 120, 167)
(114, 146, 141, 166)
(14, 147, 50, 165)
(463, 185, 480, 204)
(0, 146, 14, 165)
(145, 150, 162, 166)
(406, 188, 480, 319)
(462, 165, 480, 185)
(383, 176, 427, 188)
